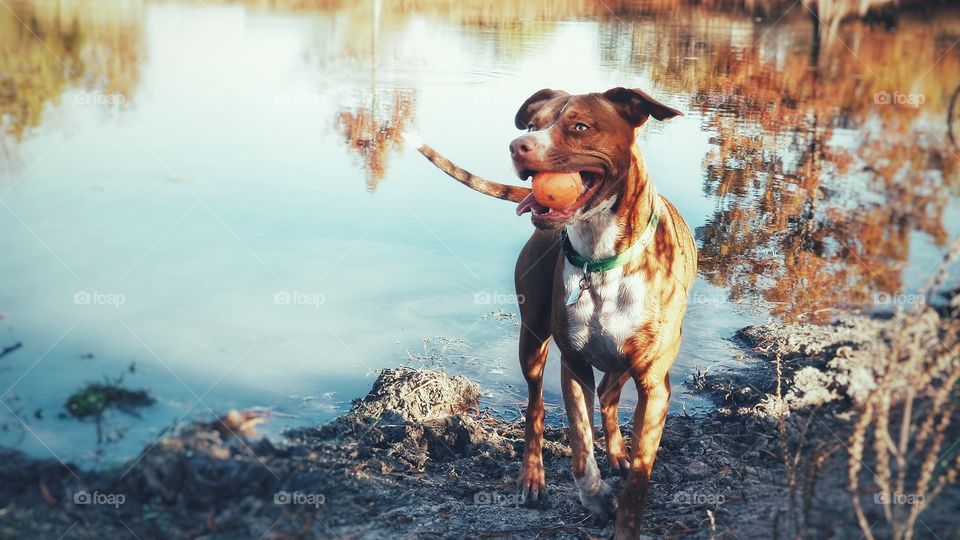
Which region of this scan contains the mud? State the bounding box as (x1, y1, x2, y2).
(1, 328, 957, 539)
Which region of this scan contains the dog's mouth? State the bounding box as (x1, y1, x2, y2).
(515, 169, 604, 226)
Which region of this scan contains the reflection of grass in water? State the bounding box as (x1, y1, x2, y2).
(64, 376, 155, 444)
(405, 336, 468, 370)
(405, 335, 508, 377)
(481, 309, 519, 326)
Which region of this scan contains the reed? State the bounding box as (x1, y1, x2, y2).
(847, 238, 960, 540)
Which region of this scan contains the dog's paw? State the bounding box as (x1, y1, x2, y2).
(579, 479, 618, 523)
(517, 463, 547, 506)
(607, 447, 631, 476)
(611, 529, 649, 540)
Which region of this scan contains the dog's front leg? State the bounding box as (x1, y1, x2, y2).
(613, 371, 671, 540)
(561, 358, 617, 522)
(517, 331, 549, 504)
(514, 229, 559, 505)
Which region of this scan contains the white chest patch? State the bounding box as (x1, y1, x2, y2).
(562, 260, 650, 370)
(558, 197, 660, 370)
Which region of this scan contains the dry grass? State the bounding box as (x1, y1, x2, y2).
(847, 237, 960, 540)
(772, 353, 845, 540)
(765, 238, 960, 539)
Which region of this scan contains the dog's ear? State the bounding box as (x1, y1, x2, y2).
(514, 89, 569, 130)
(603, 87, 683, 126)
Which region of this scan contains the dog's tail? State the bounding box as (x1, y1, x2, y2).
(403, 132, 531, 203)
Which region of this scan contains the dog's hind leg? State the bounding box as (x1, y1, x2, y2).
(614, 369, 673, 540)
(598, 371, 631, 474)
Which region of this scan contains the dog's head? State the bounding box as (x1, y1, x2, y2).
(510, 88, 682, 229)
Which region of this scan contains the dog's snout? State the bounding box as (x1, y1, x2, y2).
(509, 136, 537, 157)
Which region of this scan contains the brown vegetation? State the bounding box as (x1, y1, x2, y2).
(0, 0, 143, 141)
(847, 239, 960, 540)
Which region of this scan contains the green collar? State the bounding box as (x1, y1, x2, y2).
(560, 192, 662, 273)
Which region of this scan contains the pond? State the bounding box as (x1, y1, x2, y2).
(0, 0, 957, 469)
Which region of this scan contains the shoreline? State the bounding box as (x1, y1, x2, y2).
(1, 312, 957, 539)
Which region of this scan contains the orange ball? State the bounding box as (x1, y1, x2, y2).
(532, 172, 583, 209)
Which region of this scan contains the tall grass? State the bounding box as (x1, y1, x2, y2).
(848, 238, 960, 540)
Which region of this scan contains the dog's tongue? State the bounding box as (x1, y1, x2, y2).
(516, 192, 538, 216)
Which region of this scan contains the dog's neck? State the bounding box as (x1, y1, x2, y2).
(565, 149, 656, 262)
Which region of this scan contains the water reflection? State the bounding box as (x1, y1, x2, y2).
(0, 0, 143, 143)
(676, 14, 960, 320)
(2, 0, 953, 335)
(328, 2, 960, 320)
(0, 0, 957, 465)
(336, 89, 416, 190)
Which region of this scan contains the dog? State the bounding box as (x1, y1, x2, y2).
(509, 87, 696, 539)
(410, 87, 696, 539)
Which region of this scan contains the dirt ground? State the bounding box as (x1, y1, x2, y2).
(1, 314, 958, 539)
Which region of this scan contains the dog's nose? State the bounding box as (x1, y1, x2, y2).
(509, 136, 536, 157)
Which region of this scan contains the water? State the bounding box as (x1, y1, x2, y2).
(0, 0, 957, 468)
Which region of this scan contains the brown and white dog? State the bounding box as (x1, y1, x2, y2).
(411, 87, 697, 539)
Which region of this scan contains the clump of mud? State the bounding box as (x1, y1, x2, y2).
(349, 367, 481, 422)
(735, 315, 891, 410)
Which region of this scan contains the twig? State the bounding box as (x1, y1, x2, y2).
(0, 342, 22, 360)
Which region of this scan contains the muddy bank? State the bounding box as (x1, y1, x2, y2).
(1, 314, 958, 539)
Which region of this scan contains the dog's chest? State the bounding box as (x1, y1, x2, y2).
(560, 261, 651, 371)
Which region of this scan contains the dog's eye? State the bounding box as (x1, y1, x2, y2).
(526, 123, 536, 132)
(574, 123, 590, 132)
